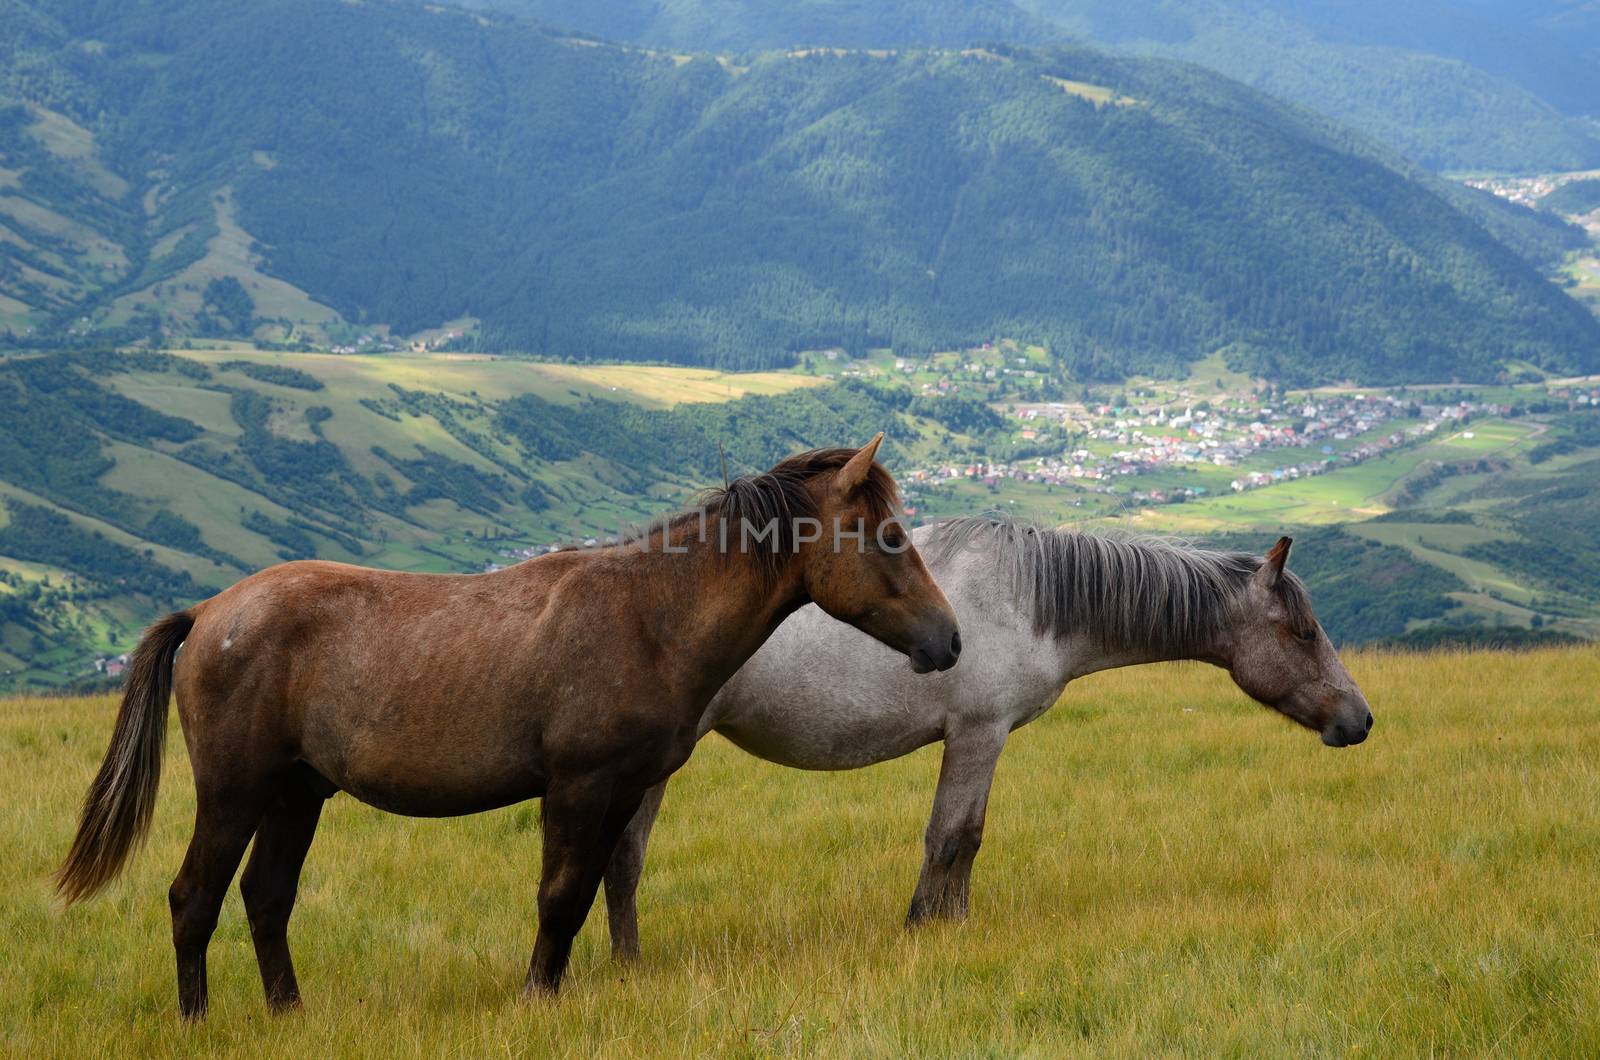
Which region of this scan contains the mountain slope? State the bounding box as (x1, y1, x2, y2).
(458, 0, 1062, 51)
(1020, 0, 1600, 174)
(1, 0, 1598, 383)
(495, 0, 1600, 172)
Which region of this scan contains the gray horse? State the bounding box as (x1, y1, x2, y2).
(602, 516, 1374, 956)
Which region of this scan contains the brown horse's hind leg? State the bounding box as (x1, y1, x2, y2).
(603, 780, 666, 963)
(240, 769, 329, 1012)
(170, 784, 271, 1021)
(523, 779, 647, 997)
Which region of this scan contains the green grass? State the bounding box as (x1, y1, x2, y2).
(1155, 349, 1257, 394)
(4, 648, 1599, 1054)
(1134, 453, 1428, 530)
(1432, 420, 1536, 454)
(529, 362, 822, 406)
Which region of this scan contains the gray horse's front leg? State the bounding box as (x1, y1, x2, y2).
(906, 725, 1008, 925)
(603, 781, 667, 962)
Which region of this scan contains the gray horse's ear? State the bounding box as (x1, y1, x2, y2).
(1255, 536, 1292, 589)
(837, 432, 884, 493)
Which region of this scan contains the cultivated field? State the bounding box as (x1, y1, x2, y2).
(4, 649, 1599, 1056)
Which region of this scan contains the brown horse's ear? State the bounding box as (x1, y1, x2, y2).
(836, 432, 885, 493)
(1254, 536, 1293, 590)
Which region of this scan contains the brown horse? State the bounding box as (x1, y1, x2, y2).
(56, 436, 961, 1019)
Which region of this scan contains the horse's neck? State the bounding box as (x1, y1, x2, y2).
(1030, 586, 1228, 685)
(1056, 635, 1223, 682)
(630, 516, 809, 702)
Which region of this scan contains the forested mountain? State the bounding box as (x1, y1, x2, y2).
(499, 0, 1600, 172)
(460, 0, 1063, 51)
(2, 0, 1598, 383)
(1019, 0, 1600, 173)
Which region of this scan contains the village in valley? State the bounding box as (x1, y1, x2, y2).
(474, 341, 1600, 575)
(796, 342, 1596, 523)
(1460, 169, 1600, 211)
(904, 385, 1469, 505)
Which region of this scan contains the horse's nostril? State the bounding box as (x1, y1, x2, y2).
(1365, 712, 1374, 731)
(949, 630, 962, 659)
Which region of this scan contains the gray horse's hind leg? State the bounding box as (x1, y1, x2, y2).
(906, 726, 1007, 925)
(603, 781, 666, 962)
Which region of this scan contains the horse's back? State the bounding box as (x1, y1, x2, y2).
(180, 559, 496, 685)
(171, 558, 574, 806)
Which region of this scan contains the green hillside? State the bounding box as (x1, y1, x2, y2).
(497, 0, 1600, 173)
(0, 346, 959, 688)
(2, 0, 1598, 383)
(1543, 179, 1600, 217)
(1125, 394, 1600, 645)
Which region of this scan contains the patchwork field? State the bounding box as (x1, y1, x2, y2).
(3, 648, 1598, 1055)
(164, 347, 824, 409)
(1129, 419, 1542, 533)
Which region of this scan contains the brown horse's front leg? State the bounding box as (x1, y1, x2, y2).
(523, 779, 647, 996)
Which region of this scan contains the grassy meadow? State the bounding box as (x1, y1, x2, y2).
(3, 648, 1599, 1056)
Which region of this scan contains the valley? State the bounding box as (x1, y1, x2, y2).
(2, 343, 1596, 692)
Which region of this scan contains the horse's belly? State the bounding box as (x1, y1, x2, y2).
(713, 703, 941, 771)
(320, 754, 545, 817)
(344, 781, 544, 818)
(302, 711, 546, 818)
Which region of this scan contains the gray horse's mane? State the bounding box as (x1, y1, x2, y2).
(924, 515, 1314, 653)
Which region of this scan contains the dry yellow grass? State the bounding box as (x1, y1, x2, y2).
(3, 648, 1598, 1055)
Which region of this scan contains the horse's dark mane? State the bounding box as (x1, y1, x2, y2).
(925, 515, 1314, 654)
(630, 447, 900, 577)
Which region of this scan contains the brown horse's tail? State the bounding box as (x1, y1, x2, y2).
(56, 610, 194, 906)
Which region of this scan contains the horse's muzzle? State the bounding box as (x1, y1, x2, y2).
(910, 629, 962, 674)
(1321, 709, 1374, 747)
